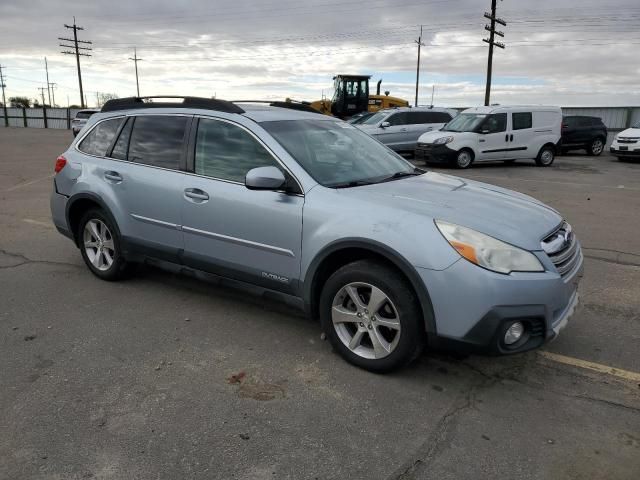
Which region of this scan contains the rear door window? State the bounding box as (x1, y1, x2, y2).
(77, 117, 124, 157)
(127, 115, 189, 170)
(512, 112, 533, 130)
(577, 117, 592, 127)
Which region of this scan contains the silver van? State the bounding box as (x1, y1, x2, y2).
(51, 97, 582, 372)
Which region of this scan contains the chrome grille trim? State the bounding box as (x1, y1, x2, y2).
(542, 222, 581, 277)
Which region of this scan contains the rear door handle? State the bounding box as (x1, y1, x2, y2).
(510, 134, 514, 142)
(184, 188, 209, 202)
(104, 171, 122, 182)
(400, 128, 408, 132)
(505, 134, 509, 142)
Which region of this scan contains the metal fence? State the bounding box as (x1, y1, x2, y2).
(2, 107, 83, 129)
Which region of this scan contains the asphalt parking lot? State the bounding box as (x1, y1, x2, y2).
(1, 127, 639, 480)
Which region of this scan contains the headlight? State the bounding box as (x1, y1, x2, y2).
(435, 220, 544, 274)
(433, 136, 454, 145)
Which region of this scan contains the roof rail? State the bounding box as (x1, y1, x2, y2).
(233, 99, 321, 114)
(101, 96, 245, 114)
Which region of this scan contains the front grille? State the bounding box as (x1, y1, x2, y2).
(417, 142, 431, 148)
(618, 137, 639, 144)
(542, 222, 581, 277)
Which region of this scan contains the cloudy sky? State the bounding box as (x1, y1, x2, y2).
(1, 0, 639, 108)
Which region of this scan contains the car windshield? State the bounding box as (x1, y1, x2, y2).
(360, 111, 389, 125)
(76, 111, 95, 119)
(442, 113, 487, 132)
(348, 112, 374, 124)
(262, 119, 419, 188)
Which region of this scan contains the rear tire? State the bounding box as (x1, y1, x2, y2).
(587, 138, 604, 156)
(319, 260, 424, 372)
(535, 145, 555, 166)
(78, 208, 134, 281)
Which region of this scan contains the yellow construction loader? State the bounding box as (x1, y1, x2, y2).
(308, 74, 408, 119)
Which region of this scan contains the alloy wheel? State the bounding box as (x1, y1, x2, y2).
(83, 219, 115, 271)
(331, 282, 401, 359)
(591, 139, 604, 155)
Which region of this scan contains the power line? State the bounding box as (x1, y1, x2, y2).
(128, 47, 143, 97)
(483, 0, 507, 106)
(59, 16, 92, 108)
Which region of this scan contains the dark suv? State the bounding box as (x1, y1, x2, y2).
(560, 116, 607, 156)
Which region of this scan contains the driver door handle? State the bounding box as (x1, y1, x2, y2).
(184, 188, 209, 202)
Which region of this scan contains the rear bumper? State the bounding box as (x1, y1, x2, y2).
(419, 249, 584, 355)
(50, 187, 72, 240)
(414, 144, 458, 163)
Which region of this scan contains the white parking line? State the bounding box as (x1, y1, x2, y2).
(539, 351, 640, 383)
(23, 218, 54, 229)
(6, 174, 54, 192)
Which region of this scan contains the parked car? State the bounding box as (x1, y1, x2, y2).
(51, 97, 583, 372)
(610, 121, 640, 161)
(71, 109, 99, 137)
(415, 105, 562, 168)
(355, 106, 458, 154)
(560, 116, 607, 156)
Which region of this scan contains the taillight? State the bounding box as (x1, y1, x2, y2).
(54, 155, 67, 173)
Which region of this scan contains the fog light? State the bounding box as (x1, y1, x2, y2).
(504, 321, 524, 345)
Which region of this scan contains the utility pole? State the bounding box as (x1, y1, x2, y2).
(430, 84, 435, 107)
(483, 0, 506, 106)
(414, 25, 425, 107)
(0, 65, 7, 127)
(38, 87, 47, 106)
(44, 57, 52, 106)
(49, 82, 57, 107)
(59, 17, 92, 108)
(129, 47, 143, 97)
(96, 91, 100, 108)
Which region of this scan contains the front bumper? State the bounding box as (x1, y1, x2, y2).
(418, 248, 584, 355)
(414, 143, 458, 163)
(610, 144, 640, 157)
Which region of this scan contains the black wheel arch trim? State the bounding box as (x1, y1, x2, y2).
(65, 192, 122, 248)
(302, 238, 437, 334)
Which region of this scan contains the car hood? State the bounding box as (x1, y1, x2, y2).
(338, 172, 562, 251)
(418, 130, 460, 143)
(618, 127, 640, 138)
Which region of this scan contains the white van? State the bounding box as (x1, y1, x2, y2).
(415, 105, 562, 168)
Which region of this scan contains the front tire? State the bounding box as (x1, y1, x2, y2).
(588, 138, 604, 156)
(319, 260, 424, 372)
(78, 209, 133, 281)
(454, 149, 473, 169)
(535, 145, 555, 166)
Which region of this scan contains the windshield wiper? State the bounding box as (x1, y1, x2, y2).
(329, 179, 377, 189)
(377, 168, 425, 183)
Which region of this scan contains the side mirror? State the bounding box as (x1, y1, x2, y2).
(245, 166, 286, 191)
(380, 121, 391, 128)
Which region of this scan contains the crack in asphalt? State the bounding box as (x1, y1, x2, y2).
(389, 356, 639, 480)
(0, 248, 81, 270)
(582, 247, 640, 267)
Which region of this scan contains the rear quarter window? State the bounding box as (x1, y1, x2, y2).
(77, 118, 124, 157)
